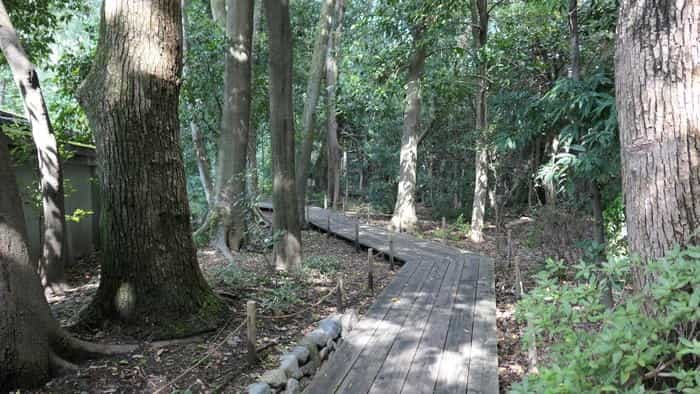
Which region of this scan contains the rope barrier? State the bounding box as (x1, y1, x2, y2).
(152, 318, 246, 394)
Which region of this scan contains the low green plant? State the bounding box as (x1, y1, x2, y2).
(260, 278, 303, 314)
(512, 247, 700, 393)
(302, 255, 341, 275)
(210, 265, 257, 291)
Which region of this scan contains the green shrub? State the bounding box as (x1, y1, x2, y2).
(260, 278, 303, 314)
(512, 247, 700, 393)
(210, 265, 258, 291)
(303, 255, 341, 275)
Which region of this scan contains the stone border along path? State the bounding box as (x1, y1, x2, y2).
(260, 204, 498, 393)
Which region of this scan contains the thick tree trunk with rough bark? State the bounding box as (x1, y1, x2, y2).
(326, 0, 344, 209)
(469, 0, 489, 243)
(265, 0, 302, 271)
(615, 1, 700, 290)
(0, 2, 68, 295)
(297, 0, 336, 223)
(391, 32, 427, 232)
(211, 0, 255, 256)
(78, 0, 223, 336)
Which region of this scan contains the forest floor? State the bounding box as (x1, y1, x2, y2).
(39, 230, 396, 393)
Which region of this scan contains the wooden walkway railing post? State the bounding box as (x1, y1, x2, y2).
(354, 221, 360, 252)
(441, 217, 447, 244)
(367, 248, 374, 294)
(389, 233, 395, 270)
(246, 301, 258, 365)
(336, 272, 345, 312)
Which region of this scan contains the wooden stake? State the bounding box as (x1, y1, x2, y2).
(336, 272, 345, 312)
(354, 221, 360, 252)
(441, 217, 447, 244)
(507, 228, 513, 267)
(367, 248, 374, 294)
(514, 255, 524, 299)
(246, 301, 257, 364)
(327, 214, 331, 238)
(389, 234, 395, 270)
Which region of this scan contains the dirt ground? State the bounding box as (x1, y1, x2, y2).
(38, 230, 395, 393)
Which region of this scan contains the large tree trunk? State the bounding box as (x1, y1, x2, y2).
(390, 34, 427, 233)
(211, 0, 255, 257)
(326, 0, 345, 210)
(0, 2, 68, 295)
(78, 0, 223, 336)
(469, 0, 489, 243)
(296, 0, 336, 224)
(183, 0, 214, 208)
(264, 0, 302, 271)
(615, 1, 700, 290)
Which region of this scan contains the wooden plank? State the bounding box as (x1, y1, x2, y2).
(401, 258, 464, 393)
(466, 257, 498, 394)
(341, 260, 451, 394)
(305, 260, 428, 394)
(433, 256, 479, 394)
(368, 259, 457, 394)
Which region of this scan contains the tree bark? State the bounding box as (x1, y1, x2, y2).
(567, 0, 581, 80)
(0, 1, 68, 295)
(183, 0, 214, 208)
(264, 0, 302, 271)
(469, 0, 489, 243)
(78, 0, 223, 335)
(211, 0, 255, 255)
(296, 0, 336, 224)
(326, 0, 345, 210)
(615, 1, 700, 290)
(391, 34, 427, 233)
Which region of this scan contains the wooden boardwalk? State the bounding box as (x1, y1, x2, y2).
(262, 204, 498, 393)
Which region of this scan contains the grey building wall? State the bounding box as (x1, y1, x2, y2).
(14, 145, 99, 262)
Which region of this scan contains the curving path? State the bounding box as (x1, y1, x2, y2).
(260, 204, 498, 393)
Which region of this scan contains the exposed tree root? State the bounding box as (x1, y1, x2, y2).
(51, 328, 138, 361)
(49, 351, 79, 376)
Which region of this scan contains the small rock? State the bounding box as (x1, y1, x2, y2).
(284, 378, 300, 394)
(260, 368, 287, 388)
(300, 361, 317, 377)
(290, 346, 310, 364)
(326, 339, 336, 351)
(319, 316, 342, 339)
(319, 346, 330, 361)
(306, 328, 330, 347)
(300, 337, 321, 368)
(340, 309, 359, 334)
(248, 382, 272, 394)
(280, 354, 303, 379)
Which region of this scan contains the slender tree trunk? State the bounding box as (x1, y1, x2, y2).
(567, 0, 581, 81)
(212, 0, 255, 256)
(0, 2, 68, 295)
(210, 0, 225, 28)
(183, 0, 214, 208)
(264, 0, 302, 271)
(247, 0, 262, 197)
(591, 182, 613, 307)
(390, 30, 427, 232)
(296, 0, 336, 224)
(615, 1, 700, 291)
(469, 0, 489, 243)
(78, 0, 223, 335)
(326, 0, 345, 210)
